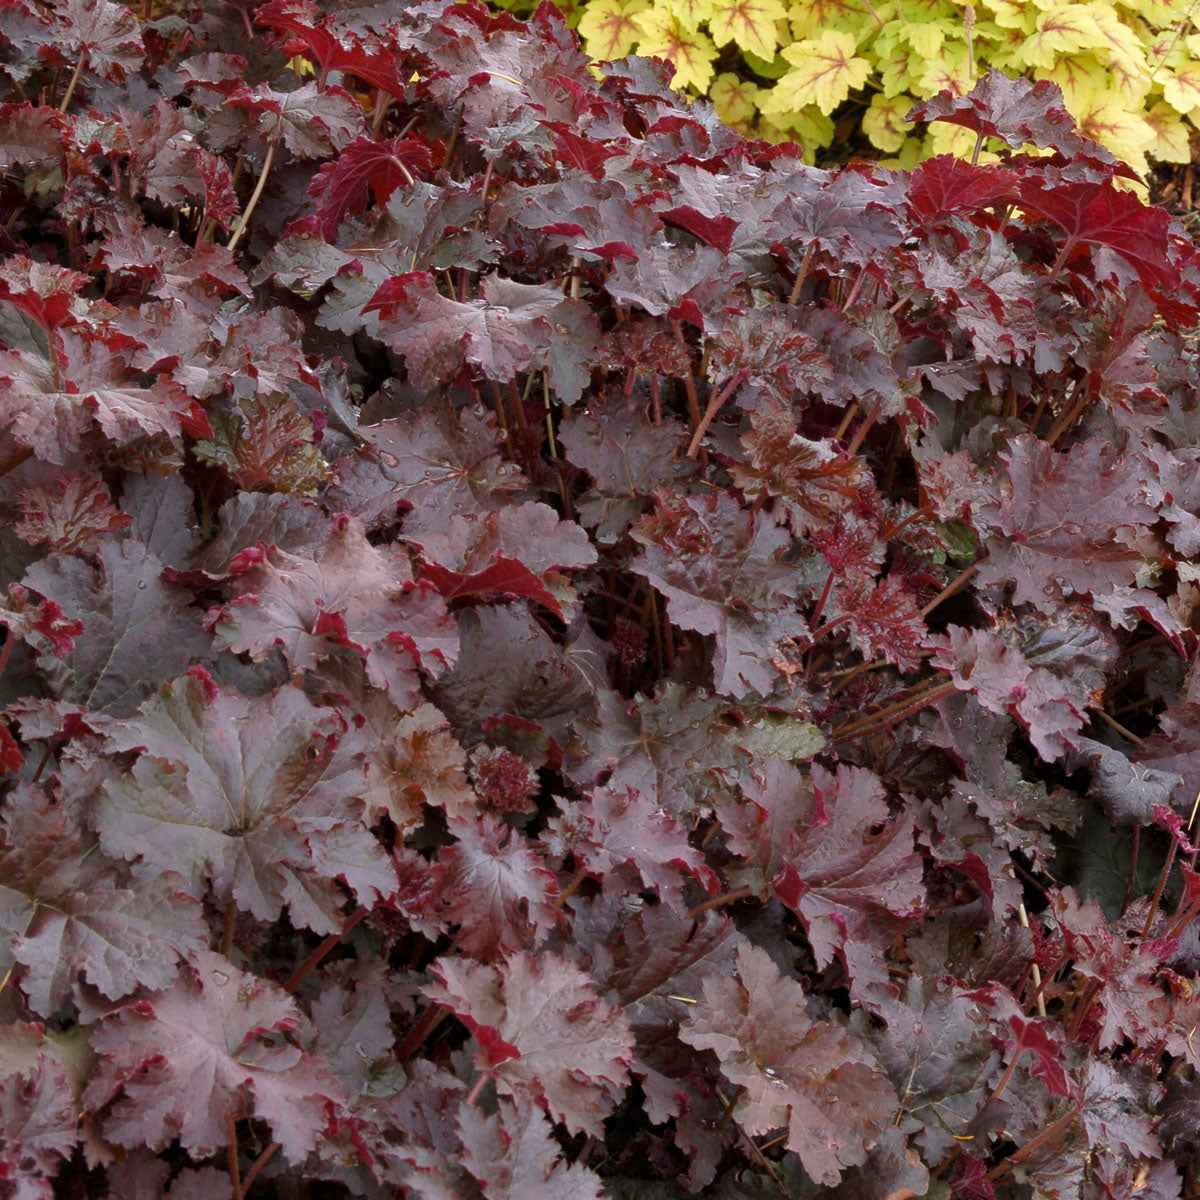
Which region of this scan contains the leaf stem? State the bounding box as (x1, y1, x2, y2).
(920, 561, 980, 619)
(58, 55, 86, 113)
(1141, 834, 1180, 938)
(1017, 902, 1047, 1018)
(397, 1005, 449, 1062)
(284, 906, 369, 993)
(227, 135, 278, 252)
(240, 1142, 280, 1194)
(686, 369, 748, 458)
(227, 1113, 243, 1200)
(788, 244, 814, 303)
(672, 321, 703, 434)
(987, 1106, 1079, 1182)
(831, 679, 956, 743)
(688, 886, 755, 919)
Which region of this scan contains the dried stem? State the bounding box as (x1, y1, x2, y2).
(58, 55, 85, 113)
(553, 866, 589, 910)
(832, 403, 859, 442)
(1017, 903, 1047, 1018)
(788, 244, 815, 303)
(1089, 705, 1144, 748)
(227, 135, 278, 252)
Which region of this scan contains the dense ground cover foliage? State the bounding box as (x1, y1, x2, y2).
(5, 0, 1200, 1196)
(506, 0, 1200, 178)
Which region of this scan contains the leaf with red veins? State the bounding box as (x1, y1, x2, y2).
(0, 1031, 78, 1198)
(459, 1094, 605, 1200)
(135, 135, 240, 228)
(22, 534, 209, 716)
(0, 782, 207, 1017)
(729, 403, 878, 537)
(908, 71, 1119, 167)
(559, 393, 695, 544)
(1048, 889, 1164, 1049)
(228, 81, 367, 158)
(928, 625, 1095, 762)
(357, 696, 472, 830)
(498, 176, 662, 264)
(409, 501, 597, 619)
(545, 783, 718, 913)
(328, 406, 526, 536)
(306, 136, 433, 240)
(932, 694, 1078, 869)
(424, 813, 560, 959)
(210, 515, 456, 704)
(49, 0, 144, 82)
(832, 573, 925, 672)
(0, 103, 67, 172)
(3, 331, 194, 462)
(705, 306, 835, 405)
(0, 724, 21, 774)
(908, 155, 1019, 225)
(255, 0, 409, 98)
(679, 942, 898, 1187)
(605, 241, 734, 325)
(631, 490, 809, 698)
(785, 168, 907, 266)
(195, 395, 328, 496)
(858, 977, 999, 1165)
(425, 951, 634, 1136)
(1018, 176, 1177, 290)
(96, 671, 394, 933)
(975, 435, 1156, 613)
(736, 760, 924, 995)
(0, 584, 84, 658)
(367, 271, 586, 391)
(568, 683, 736, 820)
(100, 224, 249, 304)
(85, 949, 343, 1164)
(0, 256, 88, 332)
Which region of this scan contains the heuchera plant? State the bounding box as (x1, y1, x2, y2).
(5, 1, 1200, 1197)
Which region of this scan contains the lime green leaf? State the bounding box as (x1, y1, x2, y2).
(1164, 62, 1200, 113)
(1019, 6, 1104, 69)
(914, 40, 972, 95)
(710, 0, 789, 57)
(1145, 100, 1192, 162)
(1076, 97, 1155, 173)
(634, 8, 719, 90)
(765, 30, 870, 114)
(862, 91, 914, 150)
(788, 0, 883, 39)
(711, 71, 762, 123)
(663, 0, 716, 29)
(578, 0, 651, 59)
(744, 47, 793, 76)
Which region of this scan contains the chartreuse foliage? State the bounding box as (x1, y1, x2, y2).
(6, 0, 1200, 1197)
(501, 0, 1200, 174)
